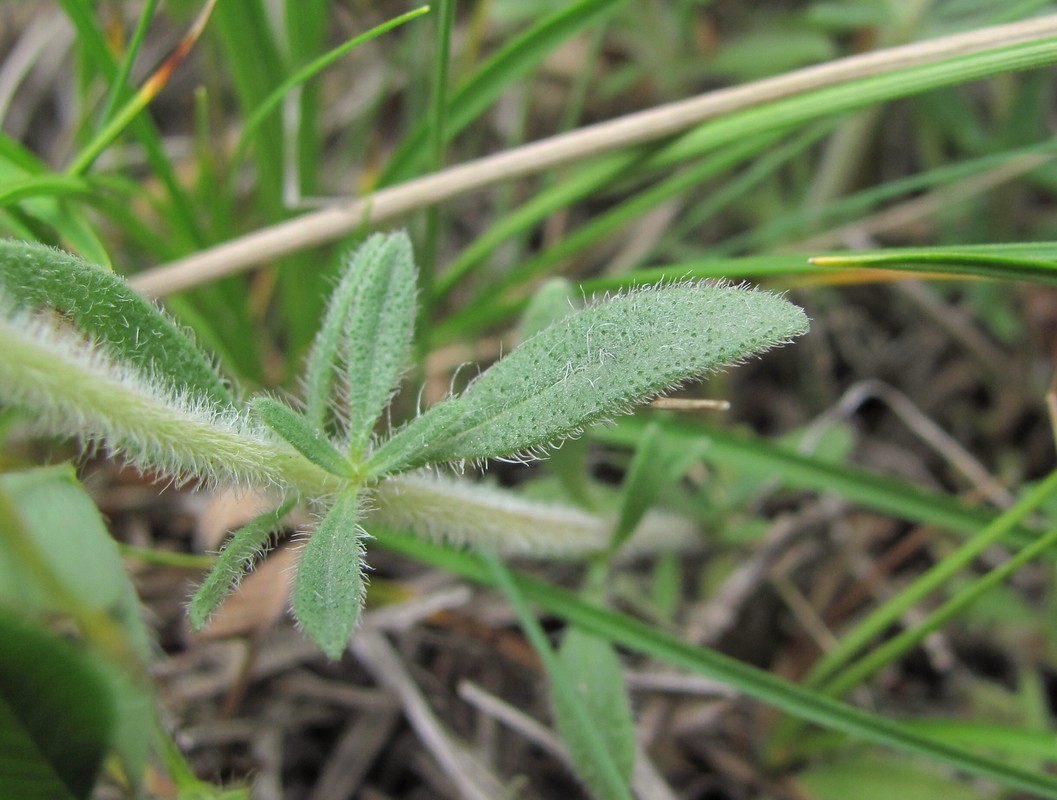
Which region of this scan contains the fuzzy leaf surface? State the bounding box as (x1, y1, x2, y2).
(292, 488, 367, 659)
(188, 499, 297, 630)
(252, 397, 354, 478)
(302, 240, 371, 431)
(386, 282, 808, 467)
(0, 240, 232, 408)
(302, 232, 416, 455)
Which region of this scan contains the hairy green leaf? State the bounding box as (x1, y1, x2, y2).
(302, 232, 417, 457)
(0, 311, 335, 495)
(252, 397, 354, 478)
(340, 232, 417, 457)
(188, 498, 297, 630)
(361, 399, 467, 478)
(384, 282, 808, 468)
(292, 488, 367, 660)
(0, 239, 232, 407)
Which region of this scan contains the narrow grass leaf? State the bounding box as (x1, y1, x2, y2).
(292, 488, 367, 660)
(555, 627, 636, 794)
(483, 553, 632, 800)
(593, 417, 1042, 546)
(810, 251, 1057, 286)
(188, 498, 297, 630)
(389, 282, 808, 467)
(380, 0, 624, 185)
(252, 397, 354, 478)
(0, 240, 232, 407)
(372, 531, 1057, 799)
(229, 7, 430, 182)
(815, 473, 1057, 697)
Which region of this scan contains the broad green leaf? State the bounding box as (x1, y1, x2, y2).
(252, 397, 355, 478)
(0, 465, 127, 616)
(555, 628, 636, 795)
(188, 498, 297, 630)
(0, 610, 115, 800)
(302, 232, 417, 457)
(0, 466, 153, 780)
(382, 282, 808, 468)
(0, 239, 232, 407)
(292, 488, 367, 659)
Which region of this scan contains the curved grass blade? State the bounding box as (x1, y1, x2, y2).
(593, 416, 1041, 546)
(227, 7, 430, 184)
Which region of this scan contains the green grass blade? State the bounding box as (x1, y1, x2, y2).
(380, 0, 626, 185)
(474, 130, 792, 301)
(483, 552, 633, 800)
(228, 7, 430, 185)
(373, 530, 1057, 799)
(827, 522, 1057, 699)
(717, 138, 1057, 255)
(98, 0, 159, 124)
(593, 417, 1040, 544)
(815, 471, 1057, 695)
(435, 152, 638, 301)
(646, 37, 1057, 173)
(55, 0, 202, 247)
(810, 251, 1057, 285)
